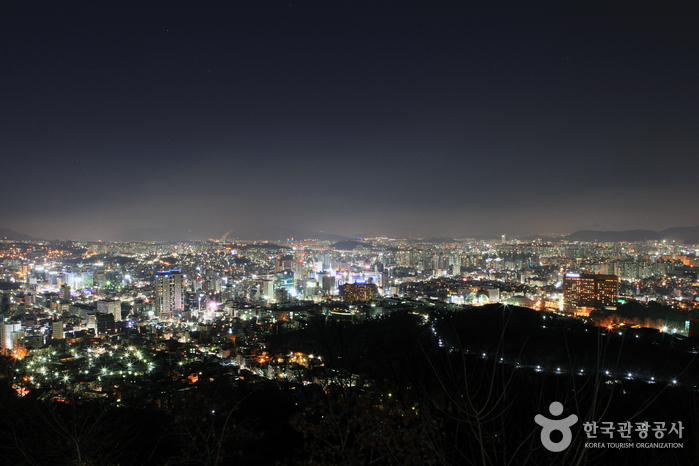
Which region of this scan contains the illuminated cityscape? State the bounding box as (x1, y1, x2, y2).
(2, 1, 698, 464)
(0, 233, 698, 463)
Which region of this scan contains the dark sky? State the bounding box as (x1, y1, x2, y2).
(2, 1, 698, 241)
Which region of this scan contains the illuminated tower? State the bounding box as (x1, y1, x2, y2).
(154, 270, 184, 317)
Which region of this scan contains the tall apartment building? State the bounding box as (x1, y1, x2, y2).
(52, 320, 64, 340)
(341, 283, 378, 302)
(97, 298, 121, 322)
(0, 321, 23, 353)
(96, 313, 115, 335)
(563, 273, 618, 310)
(155, 270, 184, 317)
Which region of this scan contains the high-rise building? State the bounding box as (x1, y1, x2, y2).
(95, 271, 107, 288)
(321, 275, 336, 293)
(52, 320, 64, 340)
(155, 270, 184, 317)
(97, 299, 122, 322)
(275, 271, 295, 294)
(275, 256, 294, 273)
(341, 283, 378, 302)
(563, 273, 618, 310)
(0, 321, 22, 353)
(61, 284, 71, 301)
(81, 271, 94, 288)
(304, 279, 318, 299)
(259, 279, 274, 301)
(96, 313, 115, 335)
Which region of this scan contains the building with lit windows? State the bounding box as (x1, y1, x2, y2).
(0, 321, 22, 353)
(563, 273, 618, 314)
(52, 320, 64, 340)
(97, 298, 121, 322)
(275, 271, 295, 296)
(341, 283, 378, 302)
(154, 270, 184, 317)
(258, 279, 274, 302)
(96, 313, 115, 335)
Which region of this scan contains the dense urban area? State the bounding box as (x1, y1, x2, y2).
(1, 235, 698, 465)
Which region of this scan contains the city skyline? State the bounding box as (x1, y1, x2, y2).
(0, 193, 697, 463)
(3, 2, 698, 241)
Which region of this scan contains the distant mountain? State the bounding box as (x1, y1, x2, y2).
(271, 230, 350, 242)
(659, 227, 699, 245)
(565, 227, 699, 244)
(0, 228, 36, 241)
(331, 240, 372, 251)
(515, 234, 567, 242)
(566, 229, 659, 243)
(239, 243, 291, 250)
(117, 225, 211, 242)
(307, 232, 352, 242)
(455, 234, 511, 242)
(218, 226, 350, 242)
(118, 224, 352, 243)
(414, 236, 456, 243)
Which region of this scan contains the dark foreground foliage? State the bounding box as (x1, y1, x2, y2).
(1, 306, 698, 465)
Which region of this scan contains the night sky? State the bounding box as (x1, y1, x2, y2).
(2, 2, 698, 241)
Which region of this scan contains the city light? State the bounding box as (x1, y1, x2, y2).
(2, 221, 697, 463)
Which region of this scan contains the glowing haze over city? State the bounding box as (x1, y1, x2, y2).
(2, 2, 698, 242)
